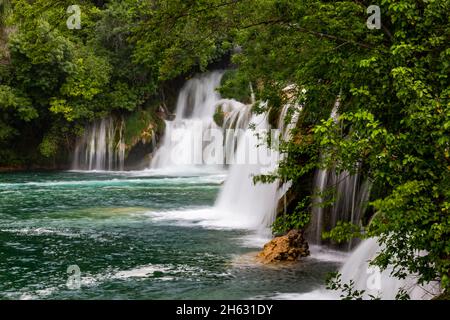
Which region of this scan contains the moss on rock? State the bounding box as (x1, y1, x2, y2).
(213, 105, 224, 127)
(123, 107, 165, 152)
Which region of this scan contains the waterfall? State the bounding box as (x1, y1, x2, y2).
(148, 72, 297, 231)
(278, 102, 301, 141)
(214, 109, 280, 230)
(339, 237, 440, 300)
(150, 71, 224, 170)
(308, 100, 371, 245)
(215, 95, 302, 230)
(308, 99, 339, 243)
(72, 117, 125, 171)
(309, 168, 371, 244)
(274, 97, 303, 210)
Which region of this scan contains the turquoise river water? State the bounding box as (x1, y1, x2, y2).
(0, 171, 344, 299)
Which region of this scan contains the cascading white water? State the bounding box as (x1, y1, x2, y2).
(72, 117, 125, 171)
(274, 96, 303, 212)
(278, 102, 301, 141)
(219, 98, 252, 164)
(148, 72, 295, 231)
(214, 97, 304, 230)
(308, 100, 371, 245)
(340, 237, 440, 300)
(308, 100, 340, 244)
(215, 108, 281, 230)
(150, 71, 225, 171)
(311, 168, 371, 241)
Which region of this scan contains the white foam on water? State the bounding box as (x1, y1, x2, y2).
(19, 287, 58, 300)
(236, 231, 273, 248)
(15, 264, 176, 300)
(77, 263, 215, 289)
(0, 227, 81, 238)
(112, 265, 172, 280)
(269, 289, 337, 300)
(145, 208, 245, 230)
(0, 175, 226, 189)
(128, 167, 227, 178)
(308, 245, 349, 263)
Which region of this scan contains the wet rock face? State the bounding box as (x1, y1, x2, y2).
(257, 229, 310, 263)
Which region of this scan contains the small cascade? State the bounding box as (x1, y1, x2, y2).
(308, 100, 371, 246)
(309, 169, 328, 244)
(303, 99, 438, 299)
(274, 100, 303, 206)
(309, 168, 371, 244)
(219, 98, 252, 164)
(72, 117, 125, 171)
(340, 238, 440, 300)
(308, 99, 340, 244)
(329, 171, 370, 229)
(150, 71, 225, 170)
(214, 108, 280, 230)
(215, 99, 302, 230)
(278, 102, 302, 140)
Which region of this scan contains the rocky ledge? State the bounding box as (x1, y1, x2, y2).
(257, 229, 310, 263)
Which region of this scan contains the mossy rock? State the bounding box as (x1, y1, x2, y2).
(213, 105, 224, 127)
(123, 107, 165, 151)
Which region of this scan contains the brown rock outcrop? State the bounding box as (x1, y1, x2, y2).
(257, 229, 310, 263)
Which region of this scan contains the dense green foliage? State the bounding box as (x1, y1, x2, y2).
(272, 196, 311, 234)
(0, 0, 448, 298)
